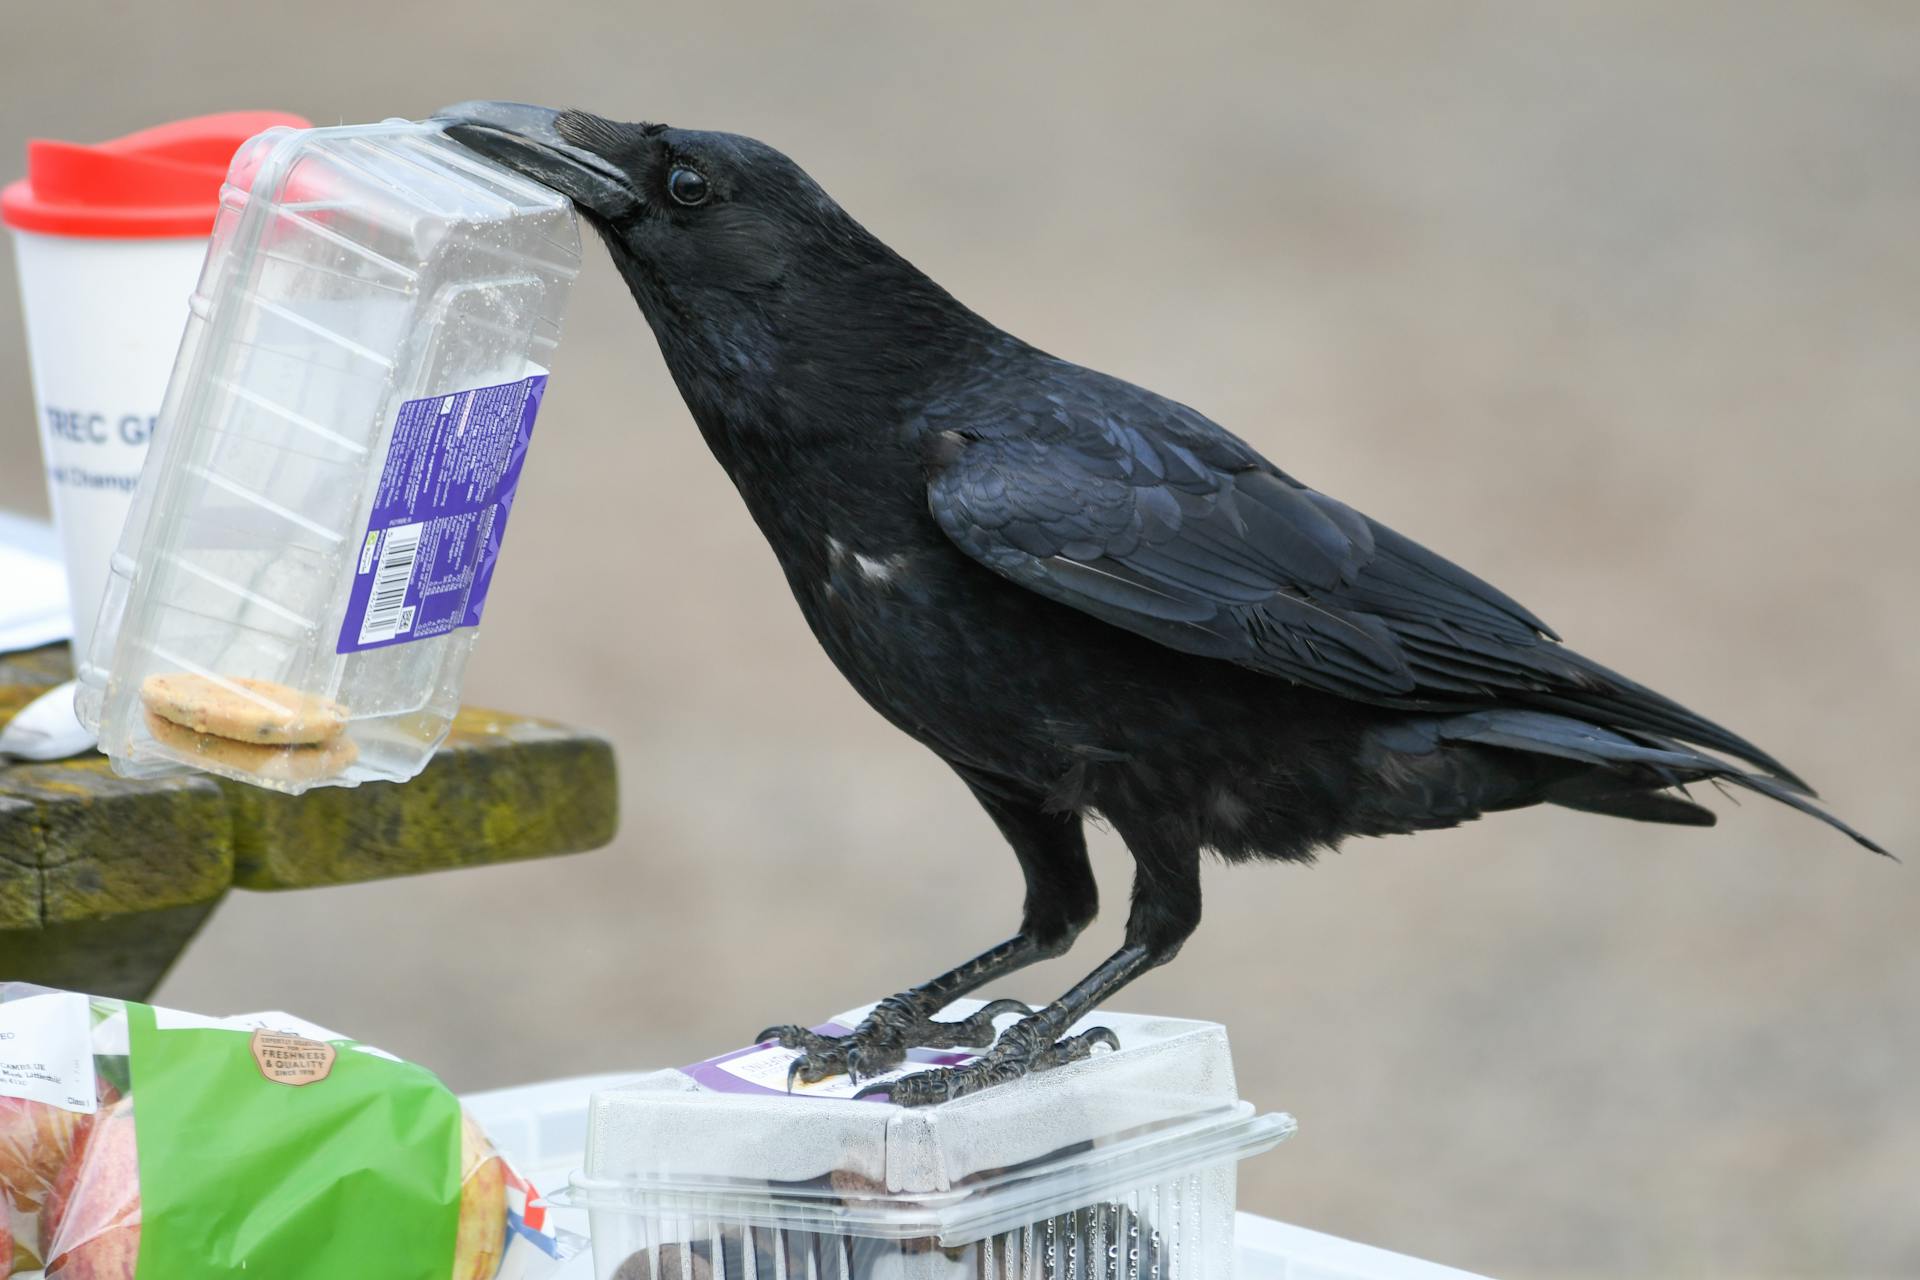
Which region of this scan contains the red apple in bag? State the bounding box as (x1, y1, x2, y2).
(1, 1093, 94, 1272)
(453, 1110, 508, 1280)
(42, 1098, 139, 1279)
(0, 1095, 88, 1213)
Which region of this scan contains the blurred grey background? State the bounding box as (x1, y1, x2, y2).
(2, 3, 1915, 1276)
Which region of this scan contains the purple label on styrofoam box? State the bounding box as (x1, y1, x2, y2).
(337, 375, 546, 654)
(681, 1023, 979, 1101)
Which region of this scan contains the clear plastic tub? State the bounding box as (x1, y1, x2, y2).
(75, 120, 581, 792)
(566, 1001, 1294, 1280)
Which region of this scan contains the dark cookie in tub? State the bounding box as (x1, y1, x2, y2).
(612, 1231, 846, 1280)
(608, 1163, 1156, 1280)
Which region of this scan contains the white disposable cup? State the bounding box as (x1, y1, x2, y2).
(10, 230, 206, 663)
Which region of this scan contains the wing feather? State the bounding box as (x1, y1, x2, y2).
(923, 360, 1804, 784)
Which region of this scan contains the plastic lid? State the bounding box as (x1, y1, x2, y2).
(568, 1000, 1295, 1240)
(1, 110, 311, 238)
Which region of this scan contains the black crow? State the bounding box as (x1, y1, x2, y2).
(438, 102, 1886, 1104)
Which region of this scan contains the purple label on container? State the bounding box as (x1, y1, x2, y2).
(681, 1023, 978, 1101)
(337, 375, 546, 654)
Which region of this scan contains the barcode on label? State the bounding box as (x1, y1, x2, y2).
(357, 523, 423, 644)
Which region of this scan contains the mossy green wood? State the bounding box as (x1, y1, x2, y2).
(1, 644, 618, 997)
(228, 708, 617, 890)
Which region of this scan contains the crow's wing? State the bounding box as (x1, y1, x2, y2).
(922, 363, 1802, 782)
(924, 394, 1543, 700)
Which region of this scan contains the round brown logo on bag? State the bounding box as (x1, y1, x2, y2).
(251, 1029, 336, 1085)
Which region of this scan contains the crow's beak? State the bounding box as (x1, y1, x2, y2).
(434, 101, 639, 219)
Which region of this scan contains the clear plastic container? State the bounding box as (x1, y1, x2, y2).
(75, 120, 581, 792)
(567, 1001, 1294, 1280)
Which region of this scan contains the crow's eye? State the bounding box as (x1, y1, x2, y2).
(667, 166, 709, 207)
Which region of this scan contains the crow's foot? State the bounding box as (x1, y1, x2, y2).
(853, 1019, 1119, 1105)
(757, 995, 1030, 1088)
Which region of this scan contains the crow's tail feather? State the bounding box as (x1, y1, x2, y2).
(1543, 779, 1718, 827)
(1541, 650, 1813, 793)
(1438, 709, 1887, 855)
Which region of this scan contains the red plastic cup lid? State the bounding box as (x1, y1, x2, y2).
(1, 110, 311, 239)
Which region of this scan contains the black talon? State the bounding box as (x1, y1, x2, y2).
(759, 1023, 830, 1051)
(748, 996, 1036, 1086)
(845, 1044, 879, 1083)
(934, 997, 1033, 1046)
(976, 997, 1034, 1021)
(861, 1019, 1126, 1106)
(1030, 1024, 1121, 1071)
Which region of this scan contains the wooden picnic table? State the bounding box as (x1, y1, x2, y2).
(0, 642, 617, 998)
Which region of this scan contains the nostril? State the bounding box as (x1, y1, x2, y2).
(554, 108, 660, 153)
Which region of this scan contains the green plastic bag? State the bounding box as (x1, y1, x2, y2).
(0, 986, 572, 1278)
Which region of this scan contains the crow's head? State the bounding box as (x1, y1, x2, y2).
(436, 103, 978, 421)
(438, 102, 840, 297)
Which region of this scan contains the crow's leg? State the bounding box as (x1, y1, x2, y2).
(857, 825, 1202, 1105)
(759, 772, 1098, 1085)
